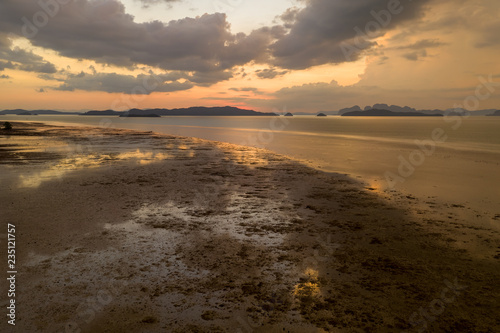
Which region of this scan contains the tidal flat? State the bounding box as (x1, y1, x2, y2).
(0, 122, 498, 332)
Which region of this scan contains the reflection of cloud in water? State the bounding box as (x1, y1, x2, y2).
(224, 147, 270, 168)
(18, 168, 68, 188)
(115, 149, 172, 165)
(16, 149, 176, 188)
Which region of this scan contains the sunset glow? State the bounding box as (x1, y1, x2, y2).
(1, 0, 499, 112)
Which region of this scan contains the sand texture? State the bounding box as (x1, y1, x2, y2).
(0, 122, 499, 332)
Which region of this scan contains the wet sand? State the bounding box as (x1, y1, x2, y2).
(0, 122, 498, 332)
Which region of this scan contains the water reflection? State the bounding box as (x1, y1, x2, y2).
(9, 147, 192, 189)
(114, 149, 173, 165)
(224, 147, 270, 168)
(294, 268, 321, 298)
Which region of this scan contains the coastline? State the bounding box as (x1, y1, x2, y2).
(0, 122, 498, 332)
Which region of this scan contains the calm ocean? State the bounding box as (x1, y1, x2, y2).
(2, 114, 500, 227)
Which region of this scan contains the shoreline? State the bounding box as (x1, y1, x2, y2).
(4, 116, 500, 227)
(0, 122, 498, 332)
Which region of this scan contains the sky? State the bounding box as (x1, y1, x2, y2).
(0, 0, 499, 113)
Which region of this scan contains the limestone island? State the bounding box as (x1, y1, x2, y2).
(82, 106, 278, 117)
(342, 109, 443, 117)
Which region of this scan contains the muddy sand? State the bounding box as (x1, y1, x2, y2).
(0, 122, 498, 332)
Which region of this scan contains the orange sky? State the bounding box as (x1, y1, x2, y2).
(0, 0, 499, 112)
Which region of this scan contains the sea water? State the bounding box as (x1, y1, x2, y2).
(2, 114, 500, 227)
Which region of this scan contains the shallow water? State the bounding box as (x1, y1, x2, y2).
(2, 115, 500, 226)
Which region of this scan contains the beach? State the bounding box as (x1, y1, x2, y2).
(1, 122, 499, 332)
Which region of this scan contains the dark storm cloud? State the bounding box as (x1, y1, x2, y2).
(0, 0, 274, 82)
(52, 71, 193, 94)
(0, 0, 433, 75)
(270, 0, 432, 69)
(0, 0, 440, 88)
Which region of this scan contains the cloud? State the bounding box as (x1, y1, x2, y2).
(185, 70, 233, 86)
(208, 80, 386, 111)
(473, 20, 500, 48)
(402, 50, 427, 61)
(0, 74, 10, 79)
(37, 67, 232, 94)
(52, 71, 193, 94)
(38, 73, 64, 82)
(0, 60, 15, 71)
(270, 80, 377, 110)
(255, 68, 289, 79)
(213, 79, 473, 112)
(228, 87, 260, 93)
(0, 34, 58, 73)
(387, 0, 500, 49)
(0, 0, 496, 107)
(135, 0, 180, 6)
(0, 0, 273, 83)
(392, 39, 445, 61)
(269, 0, 432, 69)
(397, 39, 447, 50)
(19, 61, 57, 74)
(2, 0, 433, 77)
(0, 0, 438, 79)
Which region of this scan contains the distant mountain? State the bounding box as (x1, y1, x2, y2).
(342, 109, 443, 117)
(367, 104, 418, 113)
(338, 105, 363, 115)
(82, 106, 277, 117)
(334, 104, 496, 116)
(83, 110, 122, 116)
(0, 109, 79, 115)
(487, 110, 500, 116)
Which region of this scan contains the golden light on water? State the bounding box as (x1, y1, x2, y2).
(293, 268, 321, 298)
(14, 149, 178, 188)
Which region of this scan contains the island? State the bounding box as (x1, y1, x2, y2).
(284, 112, 294, 117)
(82, 106, 278, 117)
(83, 110, 121, 116)
(341, 109, 443, 117)
(0, 109, 78, 115)
(316, 113, 327, 117)
(486, 110, 500, 116)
